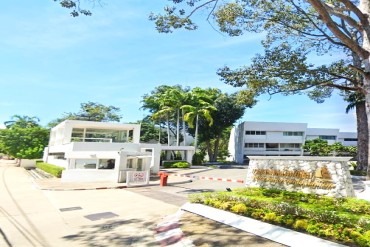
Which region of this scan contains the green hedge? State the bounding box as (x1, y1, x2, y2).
(190, 188, 370, 247)
(162, 161, 190, 168)
(350, 170, 367, 176)
(36, 162, 65, 178)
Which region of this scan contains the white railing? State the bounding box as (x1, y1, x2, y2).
(71, 137, 113, 143)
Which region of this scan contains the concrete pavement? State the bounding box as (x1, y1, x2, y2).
(1, 161, 368, 247)
(0, 161, 180, 247)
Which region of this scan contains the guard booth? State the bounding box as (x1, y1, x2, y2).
(118, 151, 152, 186)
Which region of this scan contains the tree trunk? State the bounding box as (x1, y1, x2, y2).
(213, 137, 220, 162)
(176, 109, 180, 146)
(166, 114, 170, 146)
(158, 122, 161, 143)
(182, 110, 186, 146)
(206, 140, 213, 162)
(194, 114, 199, 150)
(356, 101, 368, 170)
(365, 80, 370, 180)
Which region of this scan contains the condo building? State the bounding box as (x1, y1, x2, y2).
(228, 121, 357, 164)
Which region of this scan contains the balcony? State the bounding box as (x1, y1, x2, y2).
(245, 148, 302, 156)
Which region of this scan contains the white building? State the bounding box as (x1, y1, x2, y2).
(228, 121, 357, 164)
(43, 120, 195, 183)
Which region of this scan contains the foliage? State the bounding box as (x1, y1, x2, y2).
(0, 126, 49, 159)
(142, 85, 190, 146)
(54, 0, 93, 17)
(191, 151, 205, 166)
(162, 161, 190, 168)
(4, 115, 40, 129)
(303, 138, 357, 157)
(137, 117, 168, 143)
(189, 187, 370, 246)
(48, 101, 122, 127)
(36, 162, 65, 178)
(303, 139, 332, 156)
(350, 170, 367, 176)
(194, 93, 248, 161)
(151, 0, 370, 178)
(142, 85, 247, 157)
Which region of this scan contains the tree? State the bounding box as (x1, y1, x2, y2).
(141, 85, 189, 146)
(48, 101, 122, 127)
(54, 0, 93, 17)
(345, 92, 368, 170)
(0, 115, 49, 161)
(195, 93, 247, 162)
(181, 87, 217, 150)
(137, 117, 168, 144)
(0, 127, 49, 160)
(303, 138, 357, 157)
(4, 115, 40, 129)
(151, 0, 370, 179)
(303, 139, 332, 156)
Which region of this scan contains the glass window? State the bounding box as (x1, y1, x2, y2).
(344, 138, 357, 141)
(319, 135, 336, 140)
(71, 128, 84, 142)
(98, 159, 115, 169)
(75, 159, 97, 169)
(127, 159, 133, 169)
(266, 143, 278, 149)
(245, 143, 264, 148)
(283, 132, 303, 136)
(245, 130, 265, 135)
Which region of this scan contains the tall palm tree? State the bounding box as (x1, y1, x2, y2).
(345, 92, 368, 171)
(4, 115, 40, 129)
(181, 88, 217, 150)
(161, 87, 190, 146)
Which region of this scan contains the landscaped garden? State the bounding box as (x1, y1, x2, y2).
(189, 187, 370, 247)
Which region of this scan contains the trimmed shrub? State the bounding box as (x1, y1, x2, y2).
(188, 187, 370, 246)
(191, 152, 205, 166)
(36, 162, 64, 178)
(162, 161, 190, 168)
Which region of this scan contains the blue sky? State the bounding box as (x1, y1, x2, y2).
(0, 1, 356, 132)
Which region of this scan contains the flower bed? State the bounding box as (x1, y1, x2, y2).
(189, 188, 370, 247)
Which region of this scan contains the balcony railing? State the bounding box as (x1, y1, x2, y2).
(71, 137, 113, 143)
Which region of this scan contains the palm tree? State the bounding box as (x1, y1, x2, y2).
(4, 115, 40, 129)
(161, 87, 190, 146)
(181, 88, 217, 150)
(345, 92, 368, 171)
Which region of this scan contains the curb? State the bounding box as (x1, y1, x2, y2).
(169, 173, 244, 184)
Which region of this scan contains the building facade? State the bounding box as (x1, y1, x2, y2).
(228, 121, 357, 164)
(44, 120, 195, 183)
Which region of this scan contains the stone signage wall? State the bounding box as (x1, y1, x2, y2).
(245, 156, 355, 197)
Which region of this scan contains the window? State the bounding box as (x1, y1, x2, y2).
(283, 132, 304, 136)
(344, 138, 357, 141)
(75, 159, 97, 169)
(245, 131, 266, 135)
(266, 143, 278, 149)
(71, 128, 130, 143)
(244, 143, 264, 148)
(319, 135, 336, 140)
(280, 143, 301, 151)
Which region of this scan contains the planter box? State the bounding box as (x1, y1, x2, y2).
(20, 159, 36, 169)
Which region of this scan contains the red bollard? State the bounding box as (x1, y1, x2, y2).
(158, 172, 168, 186)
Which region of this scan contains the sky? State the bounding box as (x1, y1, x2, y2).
(0, 1, 356, 132)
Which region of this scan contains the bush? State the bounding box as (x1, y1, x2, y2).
(350, 170, 367, 176)
(192, 152, 205, 166)
(162, 161, 190, 168)
(189, 187, 370, 246)
(36, 162, 64, 178)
